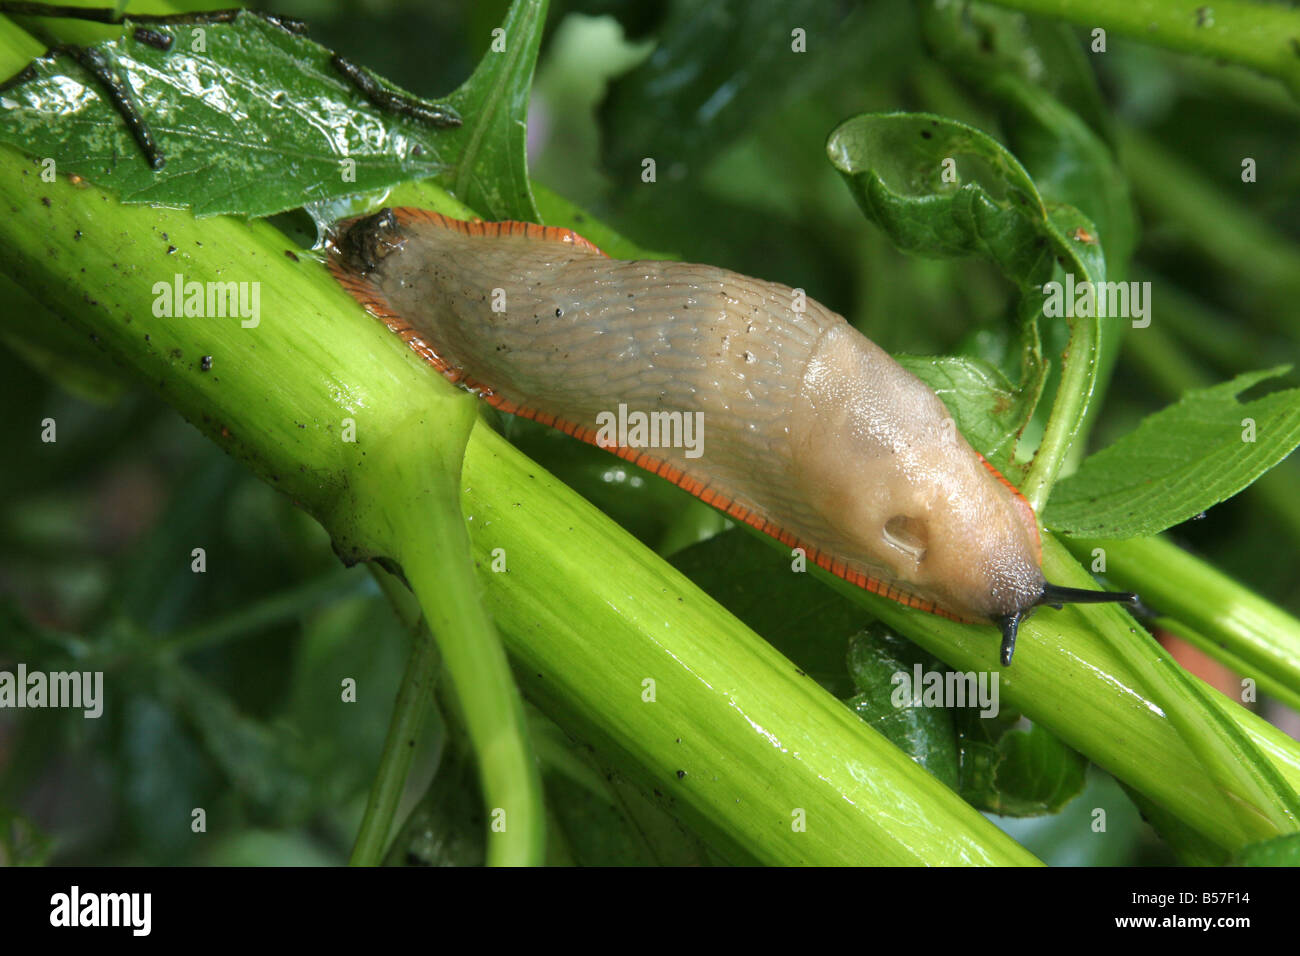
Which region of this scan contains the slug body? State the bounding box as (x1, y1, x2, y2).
(328, 208, 1132, 664)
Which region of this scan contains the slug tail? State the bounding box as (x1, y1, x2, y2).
(328, 208, 608, 378)
(330, 247, 462, 382)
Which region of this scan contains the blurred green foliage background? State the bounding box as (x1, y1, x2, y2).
(1, 0, 1297, 865)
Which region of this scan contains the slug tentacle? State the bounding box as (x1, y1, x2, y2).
(1038, 583, 1140, 611)
(997, 584, 1138, 665)
(327, 208, 1139, 665)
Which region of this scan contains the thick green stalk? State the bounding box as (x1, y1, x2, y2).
(0, 22, 544, 856)
(1149, 618, 1300, 717)
(364, 403, 547, 868)
(458, 426, 1042, 865)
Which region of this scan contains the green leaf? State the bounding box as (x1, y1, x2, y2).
(827, 111, 1066, 476)
(843, 627, 959, 790)
(828, 110, 1118, 509)
(0, 0, 550, 220)
(919, 0, 1137, 265)
(444, 0, 548, 220)
(921, 2, 1116, 149)
(827, 112, 1048, 280)
(898, 354, 1040, 473)
(957, 710, 1088, 817)
(1046, 368, 1300, 537)
(0, 12, 451, 217)
(842, 623, 1088, 816)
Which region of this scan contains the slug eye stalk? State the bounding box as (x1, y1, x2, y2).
(995, 584, 1140, 666)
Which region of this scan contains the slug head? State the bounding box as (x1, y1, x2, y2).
(795, 324, 1138, 664)
(795, 325, 1049, 623)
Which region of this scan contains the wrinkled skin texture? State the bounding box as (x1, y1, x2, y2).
(329, 208, 1046, 625)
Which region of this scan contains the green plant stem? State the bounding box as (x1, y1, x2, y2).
(1064, 535, 1300, 701)
(332, 328, 544, 867)
(981, 0, 1300, 100)
(351, 564, 443, 864)
(350, 623, 439, 866)
(458, 428, 1042, 864)
(1020, 289, 1100, 513)
(814, 527, 1300, 847)
(1, 0, 546, 859)
(1151, 617, 1300, 716)
(374, 404, 547, 868)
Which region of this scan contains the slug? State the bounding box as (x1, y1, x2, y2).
(327, 208, 1136, 665)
